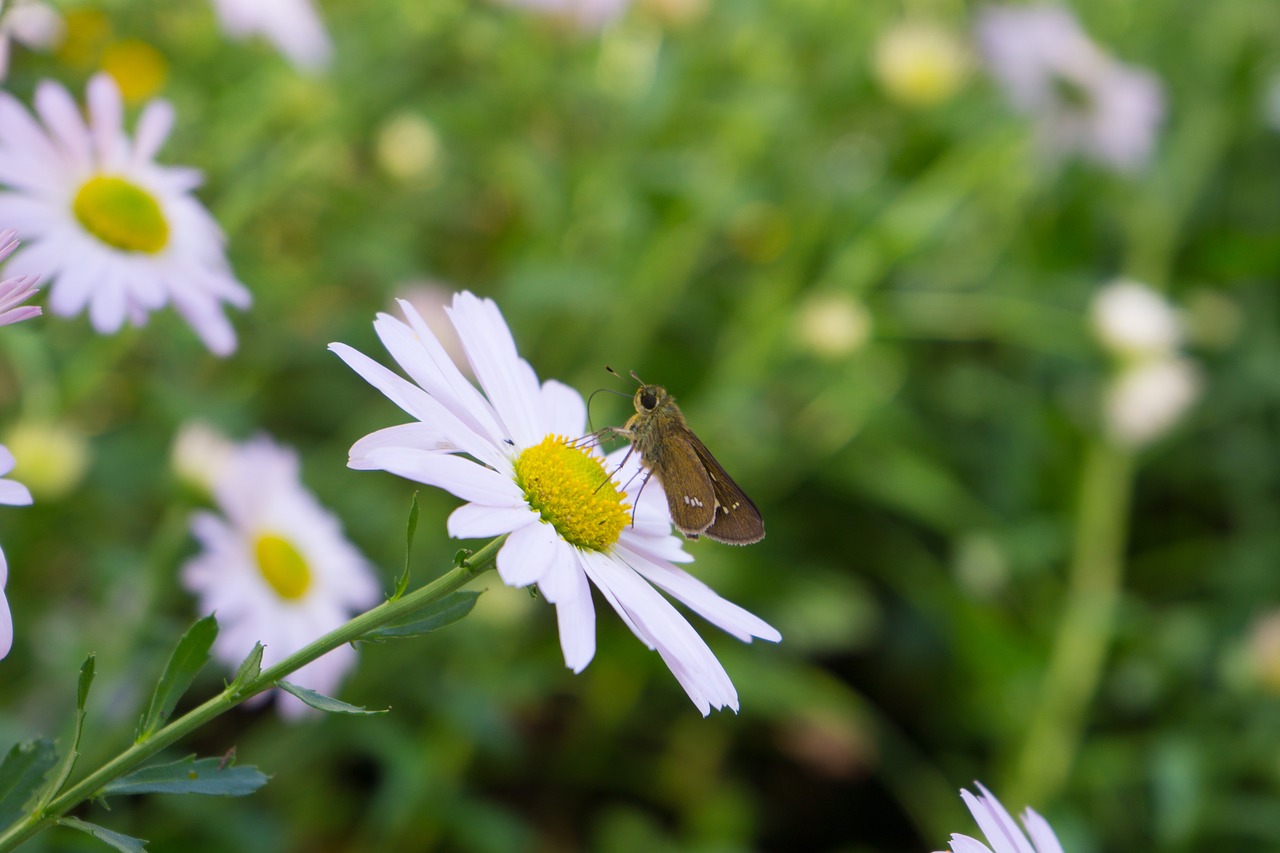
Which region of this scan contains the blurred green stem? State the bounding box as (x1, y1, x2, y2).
(1011, 440, 1132, 806)
(0, 537, 503, 853)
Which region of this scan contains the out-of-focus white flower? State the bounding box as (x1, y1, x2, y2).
(171, 421, 238, 495)
(331, 292, 781, 715)
(0, 75, 250, 355)
(1246, 611, 1280, 695)
(0, 0, 63, 81)
(936, 781, 1064, 853)
(874, 20, 969, 108)
(181, 436, 380, 718)
(0, 444, 33, 660)
(792, 291, 872, 359)
(0, 228, 40, 326)
(5, 420, 88, 500)
(976, 4, 1163, 172)
(207, 0, 331, 72)
(1104, 356, 1200, 448)
(501, 0, 633, 31)
(1090, 279, 1181, 359)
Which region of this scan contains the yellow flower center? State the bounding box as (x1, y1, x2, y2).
(513, 435, 630, 552)
(102, 39, 170, 104)
(254, 533, 312, 601)
(72, 175, 169, 253)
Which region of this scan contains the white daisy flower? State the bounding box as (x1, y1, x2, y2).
(0, 444, 34, 660)
(0, 228, 40, 327)
(0, 74, 250, 355)
(330, 292, 781, 715)
(181, 435, 380, 718)
(976, 5, 1164, 172)
(936, 782, 1065, 853)
(0, 0, 63, 82)
(1104, 355, 1200, 448)
(207, 0, 332, 72)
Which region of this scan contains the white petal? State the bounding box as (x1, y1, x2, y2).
(447, 292, 546, 447)
(447, 503, 536, 539)
(963, 785, 1035, 853)
(360, 447, 522, 506)
(1020, 808, 1064, 853)
(946, 837, 996, 853)
(536, 541, 583, 604)
(616, 543, 780, 643)
(350, 422, 460, 459)
(0, 583, 10, 660)
(496, 519, 562, 587)
(0, 479, 33, 506)
(133, 99, 175, 166)
(0, 446, 13, 475)
(541, 379, 587, 437)
(553, 561, 596, 673)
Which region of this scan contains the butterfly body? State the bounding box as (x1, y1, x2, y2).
(613, 382, 765, 545)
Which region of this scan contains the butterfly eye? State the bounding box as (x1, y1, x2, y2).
(640, 391, 658, 410)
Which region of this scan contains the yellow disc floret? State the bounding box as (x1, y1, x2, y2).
(514, 435, 630, 552)
(73, 175, 170, 253)
(254, 533, 312, 601)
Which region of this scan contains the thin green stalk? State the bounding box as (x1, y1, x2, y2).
(0, 537, 503, 853)
(1010, 441, 1133, 806)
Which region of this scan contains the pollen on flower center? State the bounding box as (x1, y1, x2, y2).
(254, 533, 312, 601)
(514, 435, 630, 552)
(72, 175, 170, 253)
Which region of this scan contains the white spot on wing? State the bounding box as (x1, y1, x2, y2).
(683, 496, 704, 507)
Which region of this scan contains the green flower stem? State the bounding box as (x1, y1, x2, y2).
(1010, 441, 1133, 806)
(0, 537, 503, 853)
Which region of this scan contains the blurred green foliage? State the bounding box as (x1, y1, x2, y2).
(2, 0, 1280, 850)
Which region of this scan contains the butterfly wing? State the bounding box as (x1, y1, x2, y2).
(683, 431, 765, 545)
(648, 432, 717, 537)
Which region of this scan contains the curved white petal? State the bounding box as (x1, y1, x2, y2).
(0, 584, 10, 660)
(0, 479, 33, 506)
(616, 543, 780, 643)
(447, 503, 536, 539)
(963, 785, 1036, 853)
(541, 379, 587, 437)
(1020, 809, 1063, 853)
(496, 519, 562, 588)
(349, 422, 459, 460)
(553, 559, 596, 673)
(360, 447, 523, 507)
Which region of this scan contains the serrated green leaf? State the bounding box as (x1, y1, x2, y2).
(0, 739, 57, 828)
(359, 590, 480, 642)
(229, 643, 264, 693)
(101, 756, 269, 797)
(275, 681, 388, 715)
(137, 616, 218, 742)
(37, 655, 97, 809)
(58, 816, 148, 852)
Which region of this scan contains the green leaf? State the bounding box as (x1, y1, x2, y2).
(0, 739, 58, 828)
(229, 642, 264, 693)
(392, 492, 420, 600)
(101, 756, 269, 798)
(58, 816, 148, 852)
(37, 655, 96, 809)
(358, 590, 480, 642)
(275, 681, 388, 715)
(137, 615, 218, 742)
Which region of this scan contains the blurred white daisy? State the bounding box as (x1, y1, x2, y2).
(1103, 356, 1200, 448)
(181, 435, 380, 718)
(976, 5, 1163, 172)
(0, 74, 250, 355)
(937, 781, 1064, 853)
(208, 0, 332, 72)
(331, 292, 781, 715)
(0, 444, 33, 660)
(0, 229, 40, 327)
(500, 0, 633, 31)
(0, 0, 63, 82)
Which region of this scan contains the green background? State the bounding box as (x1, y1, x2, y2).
(3, 0, 1280, 849)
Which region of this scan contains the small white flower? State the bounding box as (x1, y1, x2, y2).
(937, 781, 1064, 853)
(171, 420, 238, 496)
(0, 0, 63, 82)
(0, 74, 250, 355)
(501, 0, 633, 31)
(874, 20, 969, 108)
(1090, 279, 1181, 359)
(331, 292, 781, 715)
(0, 444, 33, 660)
(976, 5, 1163, 172)
(207, 0, 332, 71)
(1104, 356, 1200, 448)
(0, 229, 39, 327)
(181, 436, 380, 718)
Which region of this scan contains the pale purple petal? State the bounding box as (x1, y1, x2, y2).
(946, 837, 997, 853)
(963, 784, 1036, 853)
(447, 503, 536, 539)
(1020, 808, 1064, 853)
(0, 480, 32, 506)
